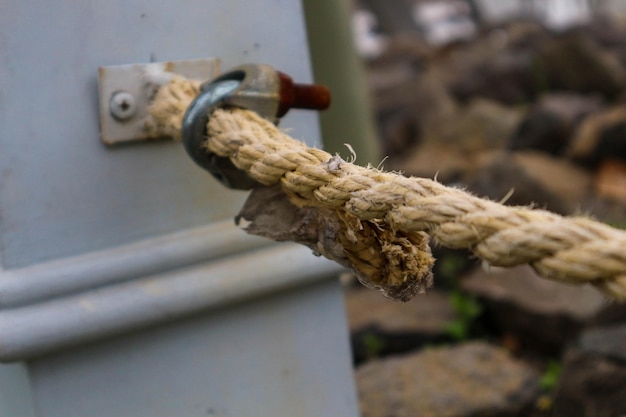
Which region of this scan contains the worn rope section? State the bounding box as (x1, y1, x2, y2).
(149, 78, 626, 302)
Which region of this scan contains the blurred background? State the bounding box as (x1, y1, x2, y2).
(307, 1, 626, 416)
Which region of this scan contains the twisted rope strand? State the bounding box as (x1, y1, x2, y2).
(205, 108, 626, 301)
(148, 78, 626, 301)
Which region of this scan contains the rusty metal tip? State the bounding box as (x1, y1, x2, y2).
(277, 71, 332, 117)
(291, 84, 331, 111)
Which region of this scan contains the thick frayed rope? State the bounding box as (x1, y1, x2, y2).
(236, 184, 434, 301)
(149, 78, 626, 302)
(145, 76, 199, 140)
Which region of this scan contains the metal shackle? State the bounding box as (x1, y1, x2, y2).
(181, 63, 330, 190)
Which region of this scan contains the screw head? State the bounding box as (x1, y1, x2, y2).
(109, 91, 137, 121)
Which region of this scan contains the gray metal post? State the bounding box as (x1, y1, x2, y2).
(0, 1, 359, 416)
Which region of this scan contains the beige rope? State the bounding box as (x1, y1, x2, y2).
(149, 78, 626, 302)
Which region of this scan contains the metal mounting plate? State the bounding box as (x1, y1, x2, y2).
(97, 58, 220, 145)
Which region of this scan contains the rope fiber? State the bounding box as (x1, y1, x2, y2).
(149, 77, 626, 302)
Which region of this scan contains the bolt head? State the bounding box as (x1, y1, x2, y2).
(109, 91, 137, 121)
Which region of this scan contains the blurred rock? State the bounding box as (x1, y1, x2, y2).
(465, 151, 593, 215)
(505, 20, 551, 49)
(436, 21, 549, 105)
(510, 93, 603, 155)
(590, 302, 626, 326)
(553, 324, 626, 417)
(389, 141, 471, 183)
(374, 33, 431, 65)
(457, 98, 524, 152)
(537, 31, 626, 99)
(461, 265, 606, 354)
(582, 17, 626, 50)
(356, 342, 539, 417)
(578, 323, 626, 362)
(389, 99, 522, 181)
(345, 288, 455, 363)
(567, 106, 626, 165)
(399, 70, 460, 125)
(378, 107, 421, 156)
(448, 26, 626, 106)
(367, 60, 419, 99)
(579, 17, 626, 65)
(372, 69, 459, 157)
(594, 158, 626, 202)
(449, 48, 539, 105)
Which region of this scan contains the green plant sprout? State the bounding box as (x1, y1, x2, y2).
(445, 291, 483, 341)
(535, 360, 563, 412)
(539, 360, 563, 391)
(361, 332, 386, 360)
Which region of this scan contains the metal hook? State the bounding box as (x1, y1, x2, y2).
(181, 63, 330, 190)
